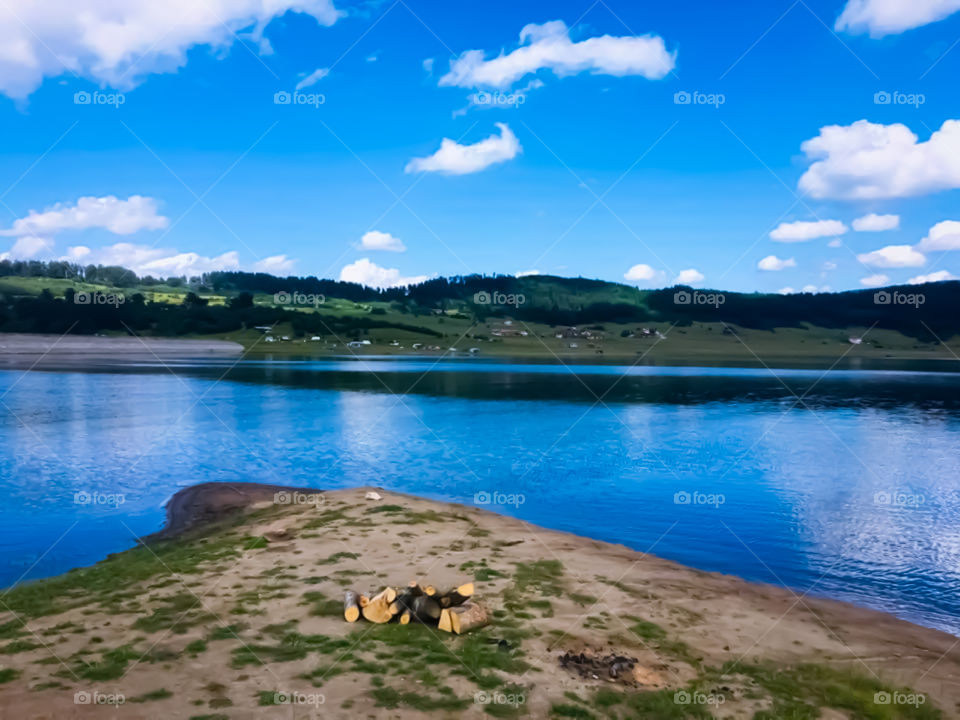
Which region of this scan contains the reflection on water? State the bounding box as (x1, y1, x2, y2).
(2, 358, 960, 635)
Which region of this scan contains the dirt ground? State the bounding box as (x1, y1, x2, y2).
(0, 483, 957, 719)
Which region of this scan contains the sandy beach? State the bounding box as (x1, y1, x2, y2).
(0, 483, 956, 719)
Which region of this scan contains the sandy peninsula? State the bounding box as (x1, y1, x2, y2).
(0, 483, 956, 719)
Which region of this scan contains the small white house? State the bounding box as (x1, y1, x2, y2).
(849, 337, 863, 345)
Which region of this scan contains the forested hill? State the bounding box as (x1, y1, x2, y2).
(0, 260, 956, 340)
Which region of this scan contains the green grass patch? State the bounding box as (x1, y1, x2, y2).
(0, 668, 20, 683)
(371, 685, 470, 712)
(130, 688, 173, 703)
(316, 551, 360, 565)
(133, 592, 215, 634)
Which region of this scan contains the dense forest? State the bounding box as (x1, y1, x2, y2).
(0, 260, 957, 340)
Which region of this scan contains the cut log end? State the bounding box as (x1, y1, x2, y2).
(399, 611, 411, 625)
(344, 590, 361, 623)
(437, 608, 453, 633)
(449, 602, 488, 635)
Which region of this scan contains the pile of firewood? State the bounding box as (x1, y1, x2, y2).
(343, 581, 488, 634)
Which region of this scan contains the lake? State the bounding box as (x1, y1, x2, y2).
(2, 357, 959, 635)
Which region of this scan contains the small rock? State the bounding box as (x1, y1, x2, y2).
(365, 491, 383, 501)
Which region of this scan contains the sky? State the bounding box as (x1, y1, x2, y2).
(0, 0, 960, 293)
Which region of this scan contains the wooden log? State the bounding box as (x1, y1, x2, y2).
(424, 585, 437, 596)
(449, 602, 489, 634)
(409, 595, 441, 624)
(359, 595, 370, 607)
(399, 611, 411, 625)
(437, 608, 453, 632)
(361, 588, 395, 624)
(344, 590, 361, 623)
(388, 601, 400, 615)
(437, 582, 475, 608)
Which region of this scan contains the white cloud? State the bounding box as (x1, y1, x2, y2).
(860, 273, 891, 287)
(757, 255, 797, 271)
(798, 119, 960, 200)
(827, 238, 844, 248)
(822, 261, 838, 271)
(777, 287, 796, 294)
(857, 244, 926, 268)
(65, 242, 239, 276)
(836, 0, 960, 37)
(360, 230, 406, 252)
(0, 0, 343, 99)
(0, 196, 168, 238)
(339, 258, 428, 289)
(770, 219, 848, 242)
(918, 220, 960, 251)
(908, 270, 957, 284)
(624, 263, 660, 282)
(405, 123, 521, 175)
(515, 269, 541, 277)
(295, 67, 329, 91)
(0, 235, 55, 261)
(422, 58, 434, 74)
(802, 285, 828, 293)
(439, 20, 675, 89)
(675, 268, 704, 284)
(853, 213, 900, 232)
(252, 254, 296, 274)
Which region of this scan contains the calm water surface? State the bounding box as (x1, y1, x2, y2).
(2, 358, 959, 634)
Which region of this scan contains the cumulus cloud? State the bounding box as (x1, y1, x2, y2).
(0, 0, 343, 99)
(757, 255, 797, 271)
(515, 269, 541, 277)
(853, 213, 900, 232)
(439, 20, 675, 89)
(360, 230, 406, 252)
(252, 254, 296, 274)
(909, 270, 957, 284)
(295, 67, 329, 91)
(918, 220, 960, 251)
(339, 258, 429, 289)
(675, 268, 704, 284)
(64, 242, 240, 276)
(0, 196, 168, 238)
(857, 244, 926, 268)
(860, 273, 891, 287)
(798, 119, 960, 200)
(624, 263, 660, 282)
(836, 0, 960, 37)
(770, 219, 848, 242)
(405, 123, 521, 175)
(0, 236, 55, 261)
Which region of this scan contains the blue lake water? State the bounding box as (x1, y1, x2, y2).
(2, 358, 960, 634)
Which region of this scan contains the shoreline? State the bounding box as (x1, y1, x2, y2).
(1, 481, 958, 717)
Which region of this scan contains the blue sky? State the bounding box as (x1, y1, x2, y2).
(1, 0, 959, 293)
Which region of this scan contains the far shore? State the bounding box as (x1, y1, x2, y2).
(0, 481, 957, 718)
(0, 333, 242, 367)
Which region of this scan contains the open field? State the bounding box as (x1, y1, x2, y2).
(0, 483, 955, 718)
